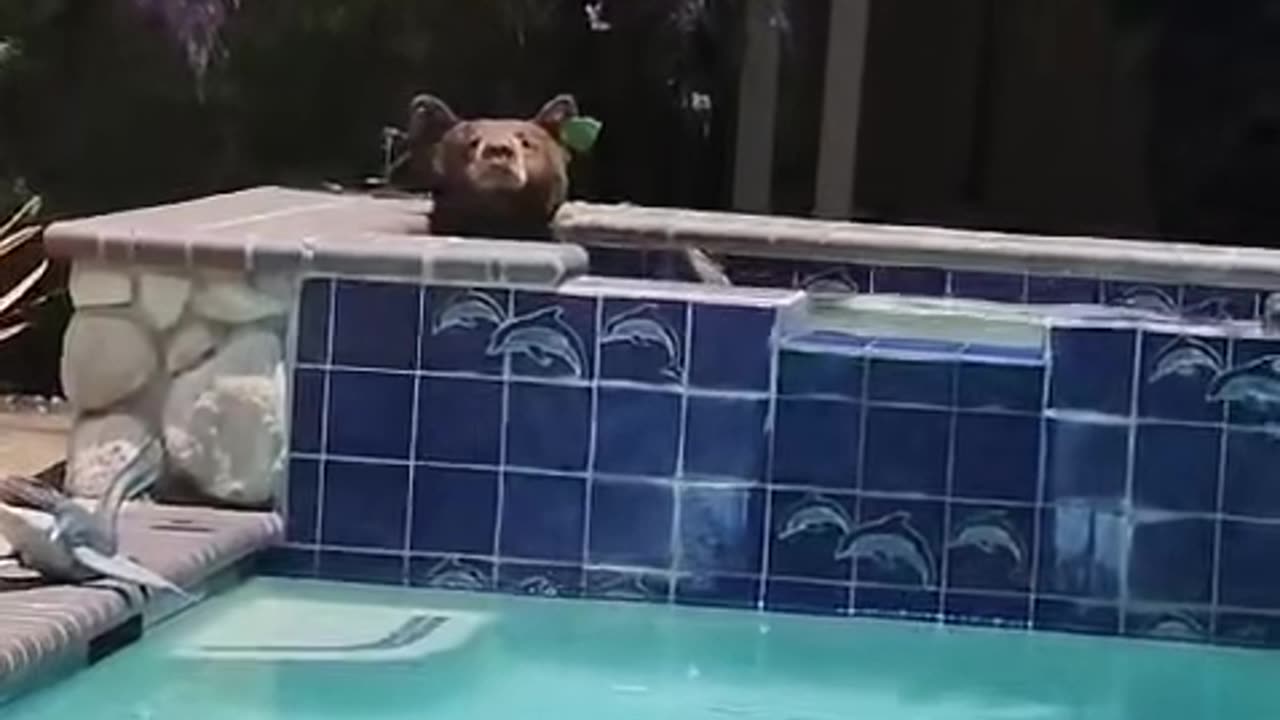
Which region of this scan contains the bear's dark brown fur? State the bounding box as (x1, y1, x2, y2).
(388, 93, 728, 284)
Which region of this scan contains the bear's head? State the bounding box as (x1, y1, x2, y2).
(392, 94, 580, 240)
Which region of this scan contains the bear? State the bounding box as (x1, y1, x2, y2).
(387, 93, 728, 285)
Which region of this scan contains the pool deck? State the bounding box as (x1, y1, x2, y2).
(0, 501, 281, 704)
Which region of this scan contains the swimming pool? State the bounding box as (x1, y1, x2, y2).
(6, 577, 1279, 719)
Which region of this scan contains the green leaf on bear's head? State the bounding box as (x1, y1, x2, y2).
(560, 116, 602, 153)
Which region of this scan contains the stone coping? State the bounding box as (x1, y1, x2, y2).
(44, 186, 587, 288)
(0, 504, 281, 706)
(554, 202, 1280, 291)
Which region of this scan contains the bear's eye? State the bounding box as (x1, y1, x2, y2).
(518, 135, 533, 150)
(467, 138, 481, 152)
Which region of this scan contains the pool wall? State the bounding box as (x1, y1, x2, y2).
(41, 187, 1280, 653)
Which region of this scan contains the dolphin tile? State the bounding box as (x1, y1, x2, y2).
(290, 368, 324, 454)
(768, 491, 857, 582)
(683, 395, 769, 482)
(677, 486, 765, 576)
(951, 271, 1026, 303)
(409, 555, 494, 592)
(599, 298, 687, 386)
(416, 378, 503, 465)
(505, 292, 597, 380)
(849, 498, 942, 589)
(411, 466, 498, 556)
(295, 278, 331, 364)
(764, 579, 849, 616)
(1133, 423, 1220, 514)
(333, 280, 421, 370)
(1103, 281, 1181, 314)
(326, 370, 414, 459)
(506, 383, 591, 473)
(588, 479, 675, 569)
(320, 460, 409, 551)
(689, 304, 775, 392)
(285, 458, 320, 545)
(1138, 332, 1227, 423)
(1049, 327, 1136, 416)
(1123, 607, 1210, 645)
(1182, 285, 1260, 321)
(317, 550, 405, 586)
(771, 397, 861, 489)
(499, 472, 586, 564)
(1128, 516, 1213, 605)
(1221, 338, 1280, 427)
(952, 411, 1040, 504)
(862, 406, 949, 496)
(791, 260, 870, 295)
(497, 562, 583, 599)
(945, 504, 1033, 593)
(421, 287, 509, 376)
(1224, 428, 1280, 519)
(1219, 519, 1280, 610)
(594, 388, 680, 478)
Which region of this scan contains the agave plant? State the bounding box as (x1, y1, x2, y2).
(0, 196, 50, 344)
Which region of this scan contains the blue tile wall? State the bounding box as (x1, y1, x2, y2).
(271, 274, 1280, 652)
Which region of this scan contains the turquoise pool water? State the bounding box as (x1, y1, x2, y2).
(7, 577, 1280, 719)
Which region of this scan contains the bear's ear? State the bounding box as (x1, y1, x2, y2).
(407, 94, 461, 145)
(532, 94, 579, 136)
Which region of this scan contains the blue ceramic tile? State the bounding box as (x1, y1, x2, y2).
(1220, 520, 1280, 610)
(1036, 505, 1124, 600)
(599, 299, 687, 385)
(1103, 282, 1180, 314)
(327, 371, 414, 460)
(862, 407, 949, 496)
(1222, 338, 1280, 427)
(778, 348, 864, 399)
(585, 569, 670, 603)
(771, 398, 860, 489)
(257, 546, 317, 579)
(1044, 420, 1128, 504)
(421, 288, 508, 376)
(945, 504, 1034, 593)
(1137, 333, 1226, 423)
(1049, 327, 1136, 416)
(867, 356, 955, 407)
(1032, 599, 1119, 636)
(498, 562, 583, 598)
(764, 580, 849, 616)
(683, 395, 769, 481)
(852, 497, 942, 589)
(1224, 429, 1280, 519)
(417, 378, 502, 465)
(793, 262, 871, 294)
(768, 491, 856, 581)
(411, 466, 498, 555)
(942, 592, 1029, 628)
(290, 369, 324, 454)
(1123, 608, 1211, 644)
(1214, 611, 1280, 650)
(506, 383, 591, 473)
(588, 480, 674, 568)
(1026, 276, 1100, 304)
(689, 304, 774, 391)
(951, 271, 1025, 302)
(499, 472, 586, 563)
(677, 486, 765, 575)
(408, 555, 495, 592)
(296, 278, 331, 364)
(594, 388, 680, 477)
(317, 550, 404, 586)
(1182, 286, 1258, 321)
(1133, 423, 1220, 513)
(285, 458, 319, 544)
(502, 292, 597, 381)
(851, 586, 939, 621)
(872, 266, 947, 295)
(675, 574, 760, 610)
(332, 280, 420, 369)
(956, 361, 1043, 413)
(952, 412, 1040, 503)
(1128, 516, 1213, 604)
(320, 461, 409, 550)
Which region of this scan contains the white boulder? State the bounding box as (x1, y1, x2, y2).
(66, 413, 159, 499)
(69, 263, 132, 308)
(60, 312, 158, 411)
(191, 279, 287, 325)
(137, 273, 192, 331)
